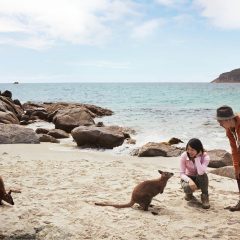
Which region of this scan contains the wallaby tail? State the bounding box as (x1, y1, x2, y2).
(95, 200, 135, 208)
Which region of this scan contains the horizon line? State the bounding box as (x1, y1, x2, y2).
(0, 81, 214, 84)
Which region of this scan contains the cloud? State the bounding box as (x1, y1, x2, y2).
(0, 36, 55, 50)
(0, 17, 28, 32)
(155, 0, 188, 7)
(155, 0, 175, 6)
(0, 0, 139, 49)
(194, 0, 240, 29)
(131, 18, 165, 39)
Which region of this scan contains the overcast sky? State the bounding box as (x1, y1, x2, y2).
(0, 0, 240, 83)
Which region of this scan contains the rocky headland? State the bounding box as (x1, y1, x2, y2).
(211, 68, 240, 83)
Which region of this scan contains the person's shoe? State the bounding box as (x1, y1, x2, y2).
(229, 200, 240, 212)
(201, 194, 210, 209)
(185, 193, 194, 201)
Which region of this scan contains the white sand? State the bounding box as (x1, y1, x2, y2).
(0, 143, 240, 240)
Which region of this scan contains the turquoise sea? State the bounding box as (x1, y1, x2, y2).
(1, 82, 240, 153)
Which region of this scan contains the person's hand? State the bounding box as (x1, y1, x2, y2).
(189, 179, 198, 192)
(196, 151, 203, 157)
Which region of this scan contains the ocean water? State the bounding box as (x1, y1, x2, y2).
(1, 82, 240, 153)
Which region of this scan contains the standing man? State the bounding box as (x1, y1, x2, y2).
(216, 105, 240, 211)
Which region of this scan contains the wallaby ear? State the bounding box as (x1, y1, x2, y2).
(158, 170, 163, 174)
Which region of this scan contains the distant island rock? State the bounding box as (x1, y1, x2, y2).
(211, 68, 240, 83)
(13, 81, 19, 84)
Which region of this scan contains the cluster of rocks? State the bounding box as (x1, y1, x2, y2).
(0, 90, 135, 148)
(132, 141, 234, 179)
(0, 90, 24, 124)
(208, 149, 235, 179)
(131, 138, 184, 157)
(0, 89, 235, 178)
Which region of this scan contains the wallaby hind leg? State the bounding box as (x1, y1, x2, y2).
(139, 199, 152, 211)
(143, 202, 151, 211)
(143, 204, 150, 211)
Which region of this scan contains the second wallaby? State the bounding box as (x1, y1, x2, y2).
(0, 176, 21, 205)
(95, 170, 174, 211)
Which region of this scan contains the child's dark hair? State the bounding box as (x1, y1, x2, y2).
(186, 138, 204, 153)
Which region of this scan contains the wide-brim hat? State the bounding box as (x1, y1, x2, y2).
(216, 105, 236, 121)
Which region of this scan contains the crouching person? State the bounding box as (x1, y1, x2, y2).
(180, 138, 210, 209)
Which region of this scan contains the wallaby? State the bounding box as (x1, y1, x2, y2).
(0, 190, 14, 205)
(0, 177, 21, 205)
(95, 170, 174, 211)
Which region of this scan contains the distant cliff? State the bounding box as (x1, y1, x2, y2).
(211, 68, 240, 83)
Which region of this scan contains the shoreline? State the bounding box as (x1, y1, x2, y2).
(0, 88, 232, 154)
(26, 120, 231, 156)
(0, 143, 239, 239)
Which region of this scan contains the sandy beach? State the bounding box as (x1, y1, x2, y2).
(0, 143, 240, 240)
(1, 1, 240, 239)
